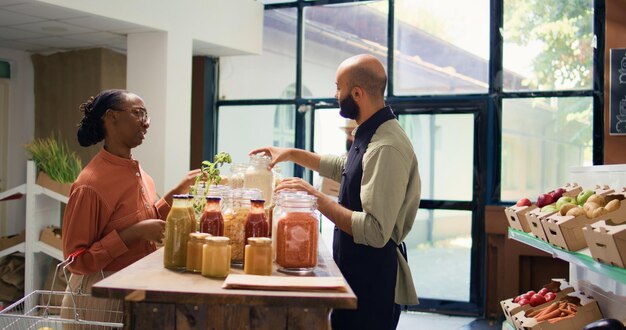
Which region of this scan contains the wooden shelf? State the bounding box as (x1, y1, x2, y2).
(0, 184, 25, 202)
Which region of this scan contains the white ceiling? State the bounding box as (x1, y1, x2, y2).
(0, 0, 156, 53)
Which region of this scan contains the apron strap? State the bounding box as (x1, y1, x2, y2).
(398, 241, 408, 262)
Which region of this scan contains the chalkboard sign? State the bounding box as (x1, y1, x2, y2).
(609, 48, 626, 135)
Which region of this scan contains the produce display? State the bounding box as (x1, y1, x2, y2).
(523, 300, 579, 324)
(513, 288, 557, 307)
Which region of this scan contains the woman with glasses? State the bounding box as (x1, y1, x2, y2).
(60, 89, 199, 326)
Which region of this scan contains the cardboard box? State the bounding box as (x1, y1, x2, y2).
(0, 230, 25, 251)
(36, 171, 71, 197)
(583, 219, 626, 268)
(542, 198, 626, 251)
(527, 208, 558, 241)
(512, 291, 602, 330)
(560, 183, 583, 198)
(500, 279, 573, 325)
(39, 226, 62, 252)
(505, 205, 538, 232)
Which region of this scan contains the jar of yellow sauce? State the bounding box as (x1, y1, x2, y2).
(164, 195, 194, 270)
(186, 233, 210, 273)
(244, 237, 272, 276)
(201, 236, 231, 278)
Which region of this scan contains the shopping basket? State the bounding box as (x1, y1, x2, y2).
(0, 248, 123, 329)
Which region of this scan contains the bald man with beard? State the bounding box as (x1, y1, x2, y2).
(251, 54, 421, 329)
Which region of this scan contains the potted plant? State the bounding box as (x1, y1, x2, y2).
(190, 152, 232, 215)
(24, 134, 82, 197)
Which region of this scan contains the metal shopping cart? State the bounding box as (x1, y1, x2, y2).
(0, 248, 123, 329)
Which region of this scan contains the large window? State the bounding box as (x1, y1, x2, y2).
(215, 0, 602, 316)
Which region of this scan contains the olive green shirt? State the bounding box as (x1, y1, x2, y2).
(319, 119, 421, 305)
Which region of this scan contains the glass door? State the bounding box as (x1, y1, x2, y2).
(310, 101, 486, 314)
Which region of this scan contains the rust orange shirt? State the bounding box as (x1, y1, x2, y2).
(62, 148, 171, 274)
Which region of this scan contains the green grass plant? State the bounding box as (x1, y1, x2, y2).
(25, 134, 82, 184)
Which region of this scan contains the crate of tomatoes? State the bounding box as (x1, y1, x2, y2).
(512, 291, 602, 330)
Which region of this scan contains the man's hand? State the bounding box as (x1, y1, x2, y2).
(120, 219, 166, 245)
(249, 146, 292, 169)
(275, 177, 321, 198)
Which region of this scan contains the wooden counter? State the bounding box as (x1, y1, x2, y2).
(92, 244, 356, 329)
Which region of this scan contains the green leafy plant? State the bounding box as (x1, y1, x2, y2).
(25, 134, 82, 184)
(190, 152, 232, 214)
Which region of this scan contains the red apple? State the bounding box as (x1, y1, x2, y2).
(526, 290, 536, 297)
(537, 288, 550, 296)
(529, 293, 546, 307)
(551, 188, 566, 200)
(513, 296, 521, 303)
(536, 194, 554, 208)
(518, 298, 530, 306)
(544, 292, 556, 302)
(516, 198, 532, 207)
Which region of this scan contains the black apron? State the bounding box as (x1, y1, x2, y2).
(331, 107, 406, 330)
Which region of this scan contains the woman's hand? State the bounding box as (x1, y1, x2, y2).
(119, 219, 166, 245)
(172, 169, 202, 195)
(164, 169, 202, 206)
(249, 146, 291, 169)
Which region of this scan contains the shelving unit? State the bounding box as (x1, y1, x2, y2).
(0, 160, 67, 297)
(0, 184, 26, 259)
(506, 164, 626, 324)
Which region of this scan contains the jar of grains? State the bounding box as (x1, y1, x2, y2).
(244, 153, 274, 206)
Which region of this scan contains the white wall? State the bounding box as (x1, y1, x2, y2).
(0, 47, 34, 235)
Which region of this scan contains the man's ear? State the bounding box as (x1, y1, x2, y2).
(352, 86, 363, 99)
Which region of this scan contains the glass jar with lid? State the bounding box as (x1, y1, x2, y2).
(244, 153, 274, 206)
(201, 236, 231, 278)
(200, 197, 224, 236)
(186, 233, 210, 273)
(228, 163, 247, 189)
(223, 188, 261, 264)
(275, 194, 319, 274)
(245, 199, 269, 245)
(164, 195, 194, 270)
(244, 237, 272, 276)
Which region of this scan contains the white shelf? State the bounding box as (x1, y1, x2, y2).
(33, 184, 68, 204)
(0, 183, 25, 201)
(36, 241, 63, 262)
(0, 242, 24, 259)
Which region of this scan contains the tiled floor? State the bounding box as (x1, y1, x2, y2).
(398, 311, 505, 330)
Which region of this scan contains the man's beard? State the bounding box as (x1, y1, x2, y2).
(339, 94, 359, 120)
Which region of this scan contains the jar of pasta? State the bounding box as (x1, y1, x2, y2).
(201, 236, 231, 278)
(186, 233, 210, 273)
(244, 237, 272, 276)
(223, 189, 261, 264)
(244, 154, 274, 206)
(164, 195, 194, 270)
(275, 194, 319, 274)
